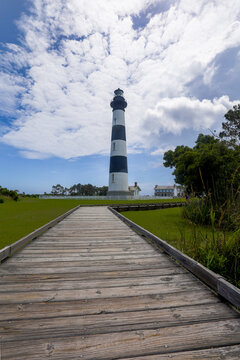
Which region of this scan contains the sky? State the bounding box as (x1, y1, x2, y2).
(1, 0, 240, 195)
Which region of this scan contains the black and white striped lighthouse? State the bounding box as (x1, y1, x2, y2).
(107, 89, 130, 196)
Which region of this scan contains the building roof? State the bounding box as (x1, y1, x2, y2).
(154, 185, 175, 190)
(129, 186, 141, 191)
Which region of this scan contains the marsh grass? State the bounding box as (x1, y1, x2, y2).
(123, 207, 240, 287)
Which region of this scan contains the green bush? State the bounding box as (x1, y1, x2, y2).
(0, 186, 19, 201)
(0, 198, 4, 204)
(182, 199, 240, 286)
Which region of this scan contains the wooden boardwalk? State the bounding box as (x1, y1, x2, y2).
(0, 206, 240, 359)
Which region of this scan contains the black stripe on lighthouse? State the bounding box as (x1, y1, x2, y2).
(111, 125, 126, 141)
(110, 156, 128, 173)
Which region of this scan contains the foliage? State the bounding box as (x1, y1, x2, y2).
(0, 198, 4, 203)
(51, 183, 108, 196)
(163, 134, 240, 204)
(183, 196, 240, 231)
(219, 104, 240, 145)
(0, 186, 19, 201)
(123, 208, 240, 287)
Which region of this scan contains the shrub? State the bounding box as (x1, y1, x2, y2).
(182, 197, 240, 286)
(0, 198, 4, 204)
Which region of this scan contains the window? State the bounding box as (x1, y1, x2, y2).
(112, 174, 115, 183)
(112, 142, 116, 151)
(114, 118, 117, 125)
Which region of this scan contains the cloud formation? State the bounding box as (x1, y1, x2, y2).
(1, 0, 240, 159)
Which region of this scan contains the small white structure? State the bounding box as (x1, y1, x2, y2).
(128, 182, 141, 197)
(108, 89, 130, 196)
(154, 184, 184, 198)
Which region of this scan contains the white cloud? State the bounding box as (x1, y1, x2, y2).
(151, 145, 175, 156)
(145, 96, 237, 136)
(1, 0, 240, 159)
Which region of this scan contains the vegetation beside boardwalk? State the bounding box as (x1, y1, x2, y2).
(153, 105, 240, 288)
(123, 207, 240, 288)
(0, 197, 183, 250)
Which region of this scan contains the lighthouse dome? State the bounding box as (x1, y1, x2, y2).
(110, 88, 127, 111)
(114, 88, 124, 96)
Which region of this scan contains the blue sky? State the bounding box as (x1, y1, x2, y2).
(1, 0, 240, 194)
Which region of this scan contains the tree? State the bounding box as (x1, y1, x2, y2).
(219, 104, 240, 145)
(163, 134, 240, 202)
(51, 184, 67, 195)
(0, 186, 19, 201)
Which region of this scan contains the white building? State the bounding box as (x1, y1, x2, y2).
(128, 182, 141, 197)
(154, 184, 184, 198)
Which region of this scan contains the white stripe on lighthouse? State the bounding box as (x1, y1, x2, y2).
(112, 109, 125, 126)
(110, 140, 127, 157)
(109, 173, 129, 192)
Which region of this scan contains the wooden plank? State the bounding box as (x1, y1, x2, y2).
(218, 278, 240, 310)
(19, 244, 154, 252)
(1, 303, 238, 342)
(0, 266, 186, 284)
(2, 256, 170, 267)
(5, 254, 162, 263)
(0, 262, 178, 275)
(2, 319, 240, 359)
(0, 273, 192, 292)
(13, 248, 157, 256)
(120, 345, 240, 359)
(0, 280, 204, 304)
(0, 290, 219, 321)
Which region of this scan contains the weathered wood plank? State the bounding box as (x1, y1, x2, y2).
(1, 256, 171, 268)
(1, 303, 237, 342)
(2, 319, 240, 359)
(5, 254, 162, 264)
(19, 245, 155, 252)
(0, 262, 178, 275)
(0, 267, 186, 284)
(0, 273, 192, 292)
(120, 345, 240, 359)
(0, 280, 204, 304)
(0, 290, 219, 321)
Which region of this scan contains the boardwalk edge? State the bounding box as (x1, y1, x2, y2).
(109, 206, 240, 310)
(0, 205, 80, 263)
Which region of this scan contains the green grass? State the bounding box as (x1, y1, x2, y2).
(122, 208, 240, 287)
(0, 197, 183, 250)
(122, 207, 211, 248)
(40, 198, 184, 205)
(0, 198, 82, 249)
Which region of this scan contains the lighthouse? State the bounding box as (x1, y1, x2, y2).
(107, 89, 130, 197)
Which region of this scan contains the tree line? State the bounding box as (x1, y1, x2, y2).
(50, 183, 108, 196)
(163, 104, 240, 230)
(0, 186, 19, 201)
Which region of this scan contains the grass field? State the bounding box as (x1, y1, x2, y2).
(0, 197, 183, 250)
(122, 207, 210, 248)
(122, 208, 239, 287)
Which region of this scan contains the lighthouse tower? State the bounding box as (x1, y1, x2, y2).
(107, 89, 130, 196)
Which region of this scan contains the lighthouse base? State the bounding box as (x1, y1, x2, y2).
(107, 190, 131, 196)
